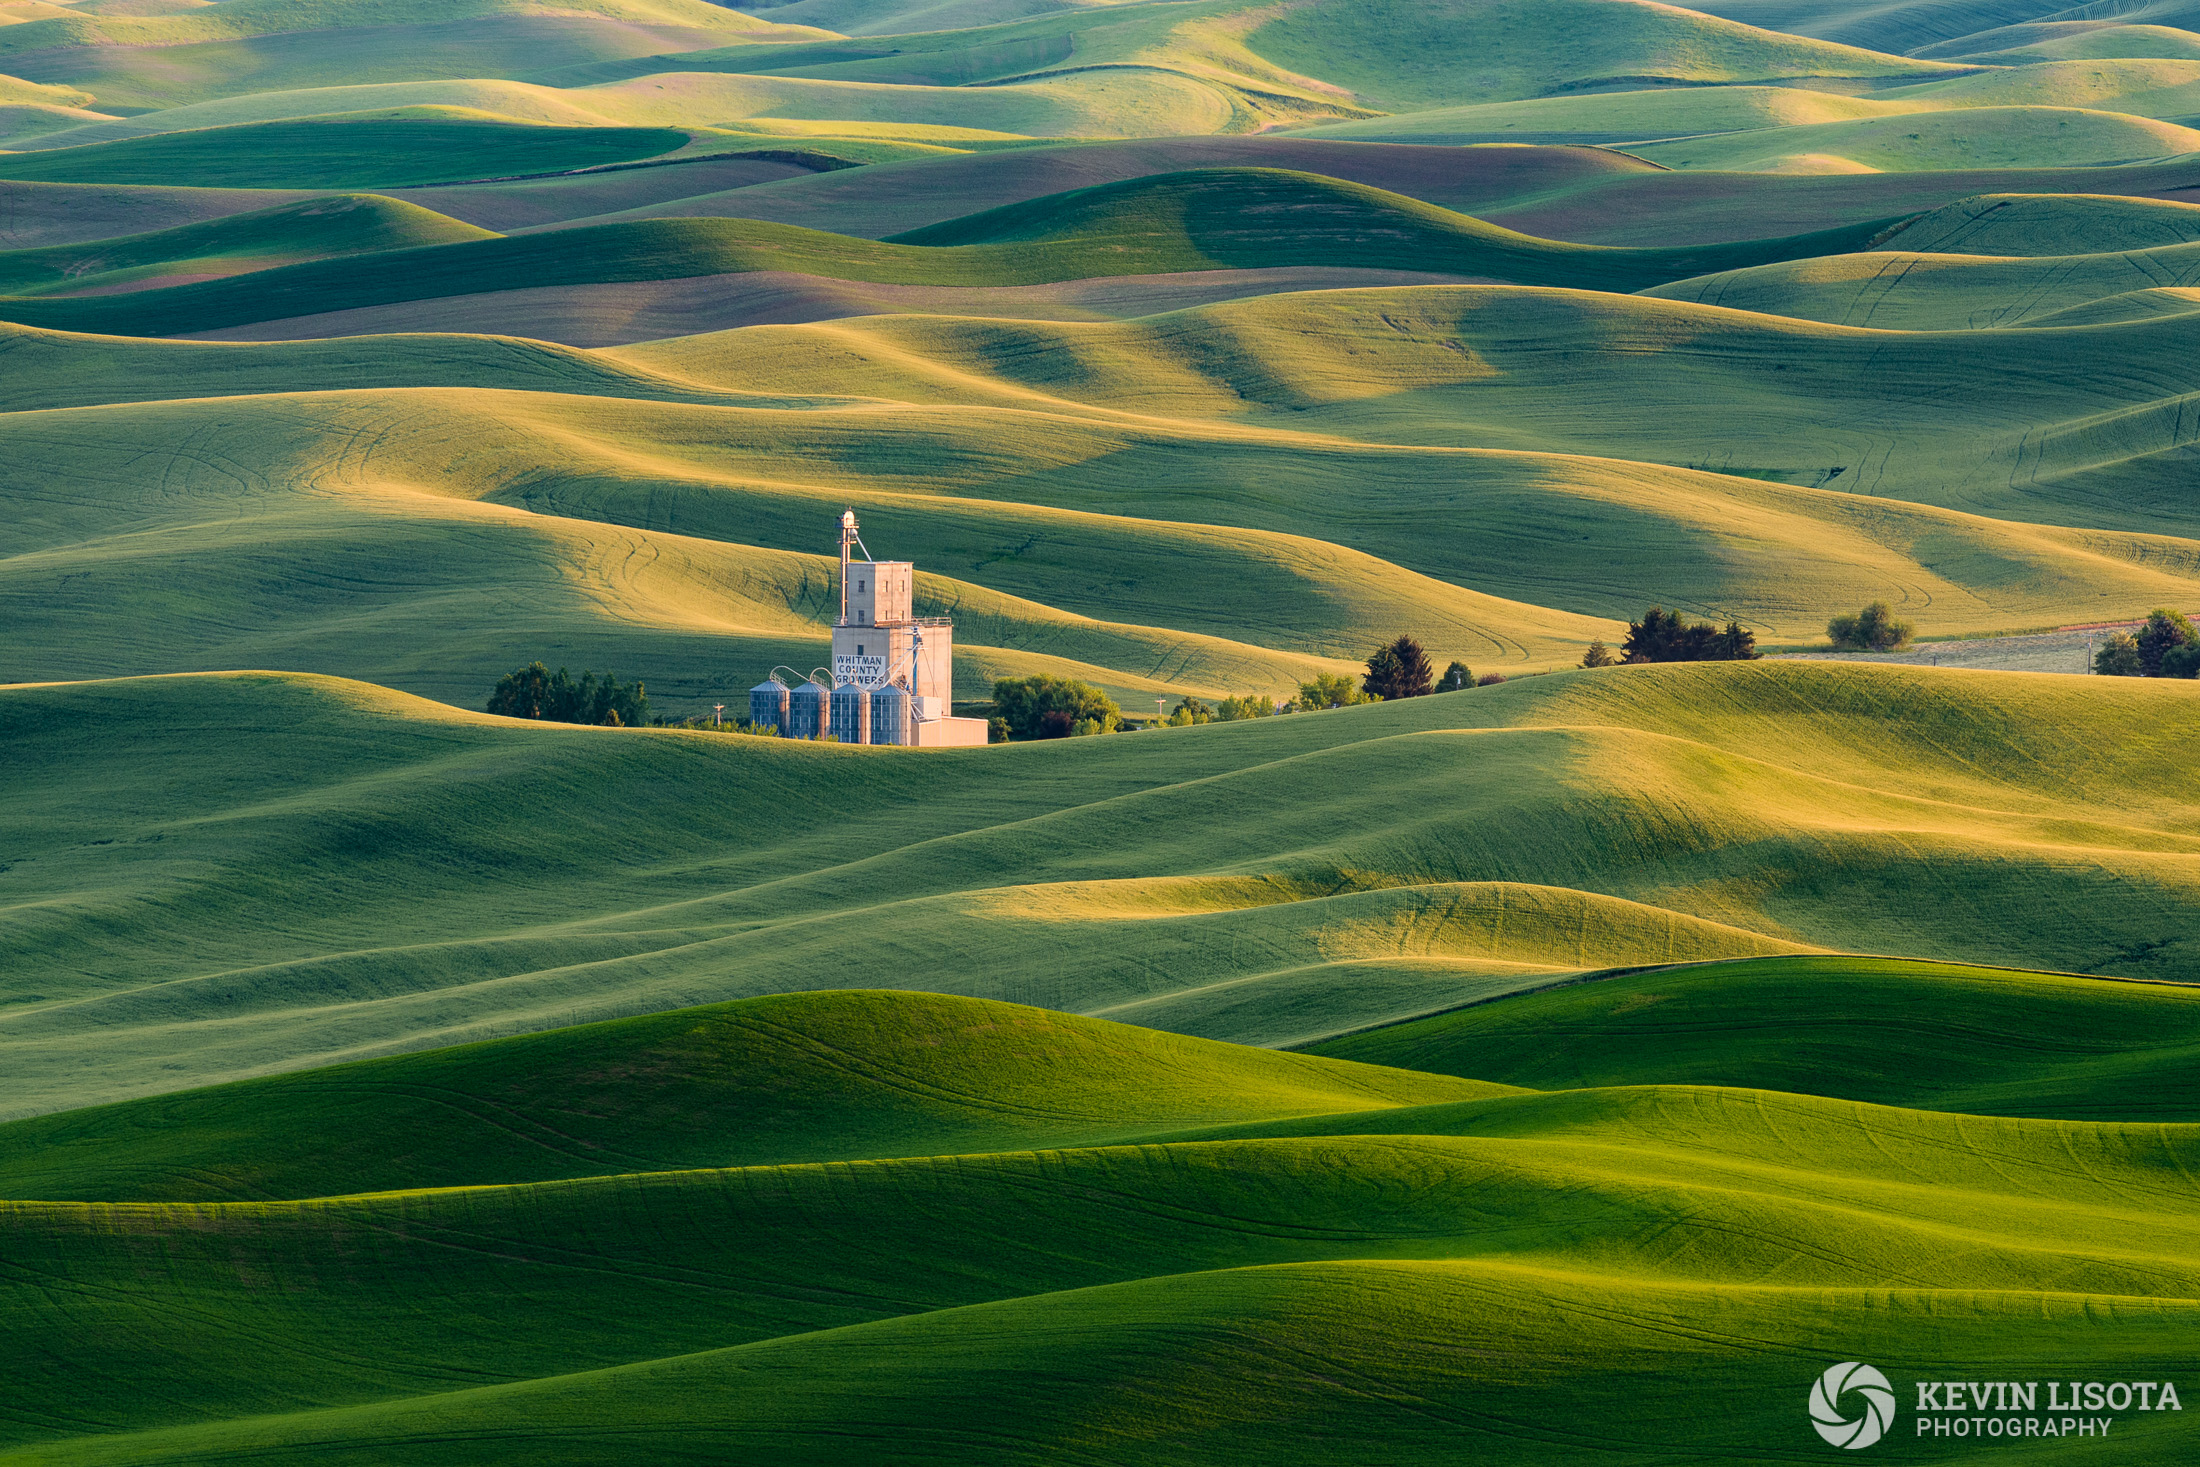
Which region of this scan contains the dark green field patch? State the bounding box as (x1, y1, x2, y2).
(1305, 954, 2200, 1120)
(0, 115, 691, 190)
(0, 194, 494, 296)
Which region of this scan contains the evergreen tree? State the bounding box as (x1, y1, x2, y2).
(2135, 608, 2198, 677)
(1363, 635, 1432, 700)
(1579, 641, 1616, 669)
(1717, 621, 1761, 661)
(487, 662, 553, 719)
(486, 663, 647, 726)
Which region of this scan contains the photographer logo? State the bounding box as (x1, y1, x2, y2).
(1812, 1362, 1897, 1450)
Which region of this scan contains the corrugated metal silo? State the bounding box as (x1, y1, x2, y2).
(787, 679, 829, 740)
(829, 682, 871, 745)
(870, 683, 910, 746)
(748, 676, 789, 734)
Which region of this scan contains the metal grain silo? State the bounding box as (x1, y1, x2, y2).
(748, 676, 789, 733)
(787, 678, 829, 740)
(869, 682, 910, 746)
(829, 681, 871, 745)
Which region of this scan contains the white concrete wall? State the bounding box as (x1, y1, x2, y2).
(916, 715, 990, 748)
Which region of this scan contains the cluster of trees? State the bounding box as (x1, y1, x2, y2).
(1167, 692, 1287, 725)
(486, 663, 649, 727)
(1620, 608, 1760, 663)
(1828, 601, 1915, 652)
(2096, 608, 2200, 677)
(992, 674, 1121, 738)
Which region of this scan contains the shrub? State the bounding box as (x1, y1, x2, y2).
(994, 675, 1120, 738)
(2163, 642, 2200, 680)
(2135, 608, 2198, 676)
(1476, 672, 1507, 686)
(1624, 608, 1763, 663)
(987, 716, 1010, 744)
(2095, 632, 2143, 677)
(1579, 640, 1617, 669)
(1439, 660, 1473, 690)
(1363, 635, 1433, 701)
(1296, 672, 1372, 710)
(1827, 602, 1914, 652)
(487, 662, 649, 727)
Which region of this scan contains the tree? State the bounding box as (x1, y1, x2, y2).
(1296, 672, 1372, 711)
(1827, 602, 1914, 653)
(1167, 696, 1213, 727)
(2163, 642, 2200, 679)
(1363, 635, 1433, 701)
(1439, 660, 1474, 690)
(1038, 710, 1077, 738)
(487, 662, 554, 719)
(1579, 641, 1616, 669)
(487, 662, 647, 726)
(1214, 694, 1278, 721)
(993, 674, 1120, 738)
(1623, 609, 1762, 663)
(987, 716, 1011, 744)
(2135, 608, 2198, 677)
(2095, 632, 2144, 677)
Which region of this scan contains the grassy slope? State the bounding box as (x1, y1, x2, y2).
(0, 170, 1901, 336)
(0, 989, 2195, 1461)
(1645, 240, 2200, 328)
(1241, 0, 1950, 112)
(1877, 190, 2200, 253)
(0, 193, 492, 295)
(16, 290, 2200, 690)
(0, 113, 693, 188)
(1626, 104, 2200, 172)
(0, 991, 1504, 1200)
(0, 0, 798, 109)
(1308, 954, 2200, 1119)
(2, 662, 2197, 1114)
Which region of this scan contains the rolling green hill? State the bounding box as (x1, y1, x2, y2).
(0, 192, 492, 295)
(1875, 190, 2200, 253)
(1241, 0, 1953, 112)
(0, 111, 693, 188)
(0, 987, 2195, 1462)
(2, 662, 2196, 1116)
(0, 0, 807, 110)
(1307, 954, 2200, 1119)
(1625, 104, 2200, 172)
(0, 990, 1505, 1201)
(0, 170, 1905, 337)
(1644, 238, 2200, 328)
